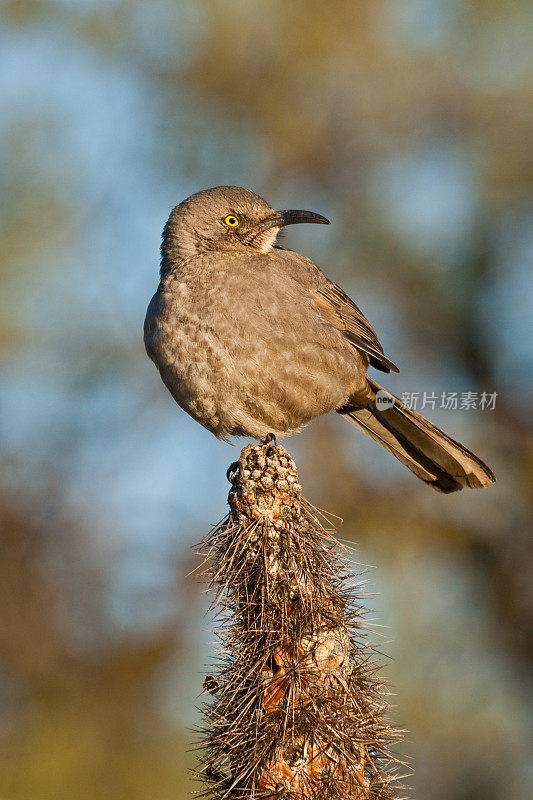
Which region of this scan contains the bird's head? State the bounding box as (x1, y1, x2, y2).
(161, 186, 329, 265)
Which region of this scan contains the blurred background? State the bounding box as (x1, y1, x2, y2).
(1, 1, 532, 798)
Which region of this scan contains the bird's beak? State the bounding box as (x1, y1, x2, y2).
(257, 209, 330, 233)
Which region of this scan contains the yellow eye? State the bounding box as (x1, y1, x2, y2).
(224, 214, 239, 227)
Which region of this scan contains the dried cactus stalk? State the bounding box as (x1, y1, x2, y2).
(197, 438, 406, 800)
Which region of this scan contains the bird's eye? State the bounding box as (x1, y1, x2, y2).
(224, 214, 240, 227)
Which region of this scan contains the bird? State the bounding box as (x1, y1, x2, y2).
(144, 186, 495, 493)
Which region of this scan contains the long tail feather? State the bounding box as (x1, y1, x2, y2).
(338, 378, 495, 493)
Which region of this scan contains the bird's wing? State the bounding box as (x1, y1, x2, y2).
(311, 282, 400, 373)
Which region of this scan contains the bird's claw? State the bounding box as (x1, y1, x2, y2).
(226, 460, 240, 483)
(262, 432, 278, 456)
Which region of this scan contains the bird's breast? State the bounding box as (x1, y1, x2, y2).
(144, 258, 362, 438)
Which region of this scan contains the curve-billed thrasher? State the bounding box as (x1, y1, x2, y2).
(145, 186, 495, 492)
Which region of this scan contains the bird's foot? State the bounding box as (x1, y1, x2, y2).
(261, 432, 278, 456)
(226, 460, 240, 483)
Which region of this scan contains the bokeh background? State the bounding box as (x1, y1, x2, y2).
(1, 1, 532, 798)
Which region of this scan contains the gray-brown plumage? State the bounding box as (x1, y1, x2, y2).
(144, 186, 495, 493)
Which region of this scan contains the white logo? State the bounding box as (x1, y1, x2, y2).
(375, 389, 395, 411)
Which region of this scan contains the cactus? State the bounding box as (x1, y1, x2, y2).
(197, 438, 406, 800)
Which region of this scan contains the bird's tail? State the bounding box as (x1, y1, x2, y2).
(337, 378, 495, 492)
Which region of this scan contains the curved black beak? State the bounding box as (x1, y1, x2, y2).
(257, 209, 330, 233)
